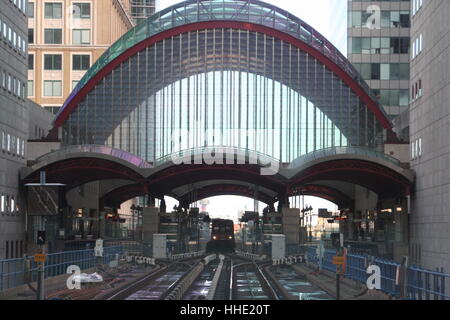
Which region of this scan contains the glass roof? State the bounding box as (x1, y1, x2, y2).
(57, 0, 388, 122)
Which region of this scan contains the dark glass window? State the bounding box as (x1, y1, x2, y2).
(73, 3, 91, 19)
(44, 29, 62, 44)
(400, 37, 410, 54)
(28, 54, 34, 70)
(72, 55, 90, 70)
(45, 3, 62, 19)
(371, 63, 380, 80)
(27, 2, 34, 18)
(28, 29, 34, 44)
(390, 37, 400, 54)
(44, 54, 62, 70)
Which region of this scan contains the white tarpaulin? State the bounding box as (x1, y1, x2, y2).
(73, 272, 104, 283)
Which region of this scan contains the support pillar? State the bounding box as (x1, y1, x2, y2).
(282, 208, 300, 245)
(142, 207, 159, 246)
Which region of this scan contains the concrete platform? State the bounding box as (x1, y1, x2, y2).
(291, 263, 394, 300)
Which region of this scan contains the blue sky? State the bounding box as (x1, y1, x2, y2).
(155, 0, 348, 220)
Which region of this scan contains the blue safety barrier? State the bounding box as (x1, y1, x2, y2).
(407, 265, 450, 300)
(305, 246, 450, 300)
(344, 253, 367, 283)
(0, 246, 123, 292)
(373, 257, 400, 297)
(322, 249, 337, 273)
(306, 247, 319, 265)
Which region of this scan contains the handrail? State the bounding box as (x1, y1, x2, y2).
(33, 144, 152, 169)
(289, 146, 402, 168)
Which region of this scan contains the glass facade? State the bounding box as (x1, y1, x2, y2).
(60, 0, 388, 164)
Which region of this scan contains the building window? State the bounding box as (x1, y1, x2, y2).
(44, 106, 61, 115)
(44, 29, 62, 44)
(6, 134, 11, 152)
(72, 80, 79, 90)
(7, 74, 12, 92)
(44, 54, 62, 70)
(412, 138, 423, 160)
(28, 2, 35, 18)
(412, 34, 423, 59)
(349, 11, 410, 29)
(0, 195, 5, 212)
(412, 79, 423, 101)
(412, 0, 424, 16)
(43, 80, 62, 96)
(28, 54, 34, 70)
(44, 2, 62, 19)
(73, 3, 91, 19)
(72, 54, 90, 70)
(27, 80, 34, 97)
(28, 29, 34, 44)
(72, 29, 90, 45)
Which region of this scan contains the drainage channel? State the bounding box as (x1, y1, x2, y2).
(233, 263, 270, 300)
(182, 259, 220, 300)
(269, 265, 333, 300)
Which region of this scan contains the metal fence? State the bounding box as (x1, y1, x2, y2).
(306, 247, 450, 300)
(0, 246, 123, 292)
(407, 266, 450, 300)
(104, 240, 151, 257)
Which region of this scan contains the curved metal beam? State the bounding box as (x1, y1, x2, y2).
(177, 184, 274, 207)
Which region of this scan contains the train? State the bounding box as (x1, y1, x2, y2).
(206, 219, 236, 253)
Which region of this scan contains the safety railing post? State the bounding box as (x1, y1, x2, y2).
(425, 273, 430, 300)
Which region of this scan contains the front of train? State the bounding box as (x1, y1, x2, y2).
(206, 219, 236, 253)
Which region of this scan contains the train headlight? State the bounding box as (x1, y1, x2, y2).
(213, 236, 217, 240)
(228, 236, 232, 240)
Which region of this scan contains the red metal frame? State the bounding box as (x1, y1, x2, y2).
(54, 21, 392, 129)
(289, 184, 354, 209)
(178, 183, 274, 206)
(23, 158, 146, 189)
(290, 159, 412, 198)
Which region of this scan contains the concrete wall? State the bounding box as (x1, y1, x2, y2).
(385, 144, 410, 163)
(143, 207, 159, 245)
(282, 208, 300, 244)
(0, 1, 29, 259)
(409, 0, 450, 272)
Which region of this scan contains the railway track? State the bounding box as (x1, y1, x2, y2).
(231, 259, 283, 300)
(101, 253, 326, 301)
(105, 260, 200, 300)
(181, 254, 285, 301)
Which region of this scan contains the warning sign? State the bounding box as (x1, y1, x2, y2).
(332, 256, 344, 265)
(34, 254, 46, 263)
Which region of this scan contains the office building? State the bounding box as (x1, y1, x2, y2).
(131, 0, 155, 25)
(409, 0, 450, 273)
(27, 0, 134, 115)
(347, 0, 411, 119)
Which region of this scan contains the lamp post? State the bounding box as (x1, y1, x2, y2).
(130, 204, 136, 240)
